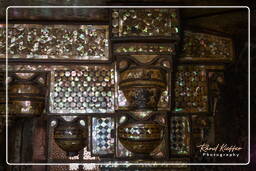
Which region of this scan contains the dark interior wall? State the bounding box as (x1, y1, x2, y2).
(0, 130, 6, 171)
(249, 15, 256, 169)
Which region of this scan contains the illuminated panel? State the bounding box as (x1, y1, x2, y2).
(112, 9, 179, 37)
(92, 117, 115, 155)
(174, 66, 208, 113)
(4, 24, 109, 60)
(49, 66, 115, 114)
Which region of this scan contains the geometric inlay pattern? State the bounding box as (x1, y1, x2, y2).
(170, 116, 190, 155)
(174, 66, 208, 113)
(92, 117, 115, 155)
(49, 66, 115, 114)
(2, 24, 109, 60)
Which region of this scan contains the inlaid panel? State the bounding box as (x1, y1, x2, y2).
(174, 66, 208, 113)
(112, 9, 179, 38)
(3, 24, 109, 60)
(113, 43, 175, 55)
(49, 66, 115, 114)
(170, 116, 190, 155)
(92, 117, 115, 155)
(182, 31, 233, 60)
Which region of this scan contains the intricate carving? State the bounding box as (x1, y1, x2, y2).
(53, 117, 87, 157)
(117, 54, 171, 157)
(118, 121, 164, 155)
(118, 57, 169, 110)
(121, 87, 163, 110)
(8, 72, 47, 117)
